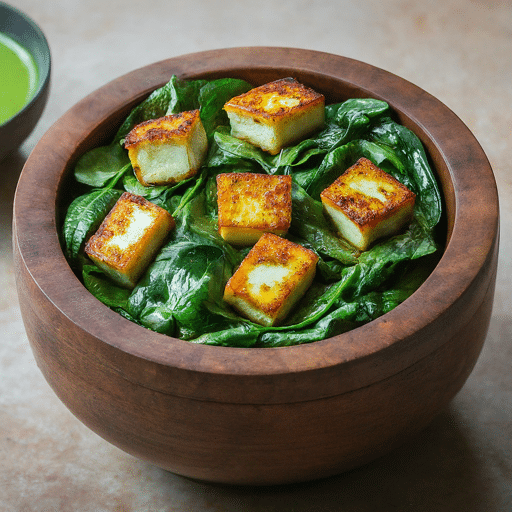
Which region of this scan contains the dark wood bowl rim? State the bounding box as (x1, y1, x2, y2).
(14, 47, 499, 403)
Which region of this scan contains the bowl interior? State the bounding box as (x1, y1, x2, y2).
(15, 48, 498, 404)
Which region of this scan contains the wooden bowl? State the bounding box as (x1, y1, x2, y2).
(13, 47, 499, 485)
(0, 2, 51, 161)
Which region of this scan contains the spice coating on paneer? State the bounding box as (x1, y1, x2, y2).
(320, 157, 416, 251)
(124, 109, 207, 186)
(224, 78, 325, 155)
(223, 233, 319, 326)
(216, 172, 292, 245)
(85, 192, 175, 288)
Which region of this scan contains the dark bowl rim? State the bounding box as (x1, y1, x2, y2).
(0, 1, 51, 127)
(13, 47, 499, 403)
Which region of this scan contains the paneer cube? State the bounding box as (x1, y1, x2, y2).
(223, 233, 318, 326)
(85, 192, 175, 288)
(216, 172, 292, 246)
(223, 77, 325, 155)
(124, 110, 207, 186)
(320, 157, 416, 251)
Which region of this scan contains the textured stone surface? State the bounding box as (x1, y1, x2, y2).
(1, 0, 511, 510)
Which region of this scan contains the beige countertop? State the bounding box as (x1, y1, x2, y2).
(1, 0, 511, 510)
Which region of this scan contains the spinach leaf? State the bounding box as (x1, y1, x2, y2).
(125, 190, 245, 339)
(127, 240, 238, 339)
(293, 139, 405, 199)
(317, 98, 390, 152)
(272, 139, 325, 170)
(74, 141, 130, 187)
(122, 173, 171, 200)
(264, 98, 391, 174)
(82, 265, 131, 310)
(370, 117, 442, 229)
(257, 253, 437, 348)
(74, 76, 252, 189)
(118, 75, 252, 141)
(197, 78, 252, 139)
(325, 98, 389, 123)
(121, 170, 200, 215)
(342, 218, 438, 300)
(208, 129, 275, 172)
(63, 163, 130, 264)
(63, 188, 121, 263)
(65, 78, 443, 349)
(290, 181, 359, 265)
(193, 277, 350, 347)
(257, 268, 359, 347)
(214, 98, 391, 174)
(195, 266, 359, 347)
(116, 75, 207, 141)
(171, 168, 209, 217)
(281, 274, 352, 328)
(190, 324, 263, 348)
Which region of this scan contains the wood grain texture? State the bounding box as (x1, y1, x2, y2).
(12, 47, 499, 485)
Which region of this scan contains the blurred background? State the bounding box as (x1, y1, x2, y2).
(1, 0, 511, 510)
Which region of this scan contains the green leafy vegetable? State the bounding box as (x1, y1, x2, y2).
(74, 142, 130, 188)
(63, 163, 131, 263)
(116, 75, 206, 141)
(61, 75, 444, 348)
(82, 264, 132, 310)
(197, 78, 253, 139)
(290, 182, 359, 265)
(63, 187, 121, 263)
(370, 117, 442, 229)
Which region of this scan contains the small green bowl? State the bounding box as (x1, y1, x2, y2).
(0, 2, 51, 160)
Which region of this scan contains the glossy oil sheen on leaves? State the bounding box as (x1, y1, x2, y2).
(61, 76, 444, 347)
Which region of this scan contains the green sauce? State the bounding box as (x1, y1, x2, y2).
(0, 32, 39, 125)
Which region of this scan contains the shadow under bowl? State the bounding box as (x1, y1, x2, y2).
(0, 2, 51, 161)
(12, 47, 499, 485)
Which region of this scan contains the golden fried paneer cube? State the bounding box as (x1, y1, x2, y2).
(320, 157, 416, 251)
(85, 192, 175, 288)
(216, 172, 292, 246)
(223, 77, 325, 155)
(224, 233, 319, 326)
(124, 109, 207, 186)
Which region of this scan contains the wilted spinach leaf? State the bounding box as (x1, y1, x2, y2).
(82, 265, 131, 310)
(290, 182, 359, 265)
(127, 240, 237, 339)
(62, 78, 444, 348)
(74, 142, 130, 187)
(74, 75, 251, 189)
(63, 187, 122, 264)
(370, 117, 442, 229)
(63, 163, 131, 264)
(116, 75, 207, 141)
(197, 78, 252, 138)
